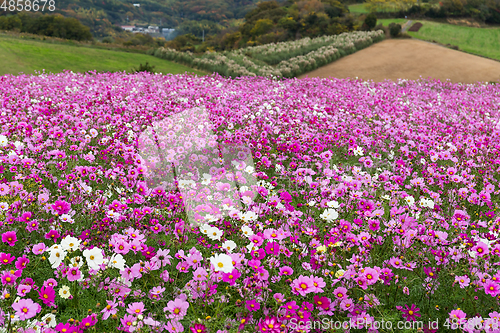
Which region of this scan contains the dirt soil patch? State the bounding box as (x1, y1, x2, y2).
(298, 39, 500, 84)
(408, 22, 423, 32)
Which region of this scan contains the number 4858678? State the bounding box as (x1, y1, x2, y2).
(1, 0, 56, 11)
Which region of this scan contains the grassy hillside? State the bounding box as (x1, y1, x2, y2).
(407, 20, 500, 61)
(377, 19, 500, 61)
(0, 35, 207, 76)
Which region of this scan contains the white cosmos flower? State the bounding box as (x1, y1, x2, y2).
(404, 196, 415, 206)
(222, 240, 237, 253)
(241, 225, 254, 238)
(41, 313, 57, 328)
(59, 214, 74, 224)
(0, 202, 8, 211)
(0, 135, 8, 147)
(327, 200, 340, 208)
(209, 254, 234, 273)
(108, 253, 126, 271)
(199, 224, 211, 235)
(207, 227, 223, 241)
(48, 248, 67, 269)
(69, 256, 84, 268)
(58, 286, 71, 299)
(320, 208, 339, 221)
(83, 247, 105, 271)
(60, 236, 81, 252)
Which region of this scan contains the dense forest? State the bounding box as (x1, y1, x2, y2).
(162, 0, 360, 52)
(0, 0, 265, 37)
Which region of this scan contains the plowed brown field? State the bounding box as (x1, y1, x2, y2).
(298, 39, 500, 84)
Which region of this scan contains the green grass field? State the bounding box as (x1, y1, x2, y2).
(348, 4, 370, 14)
(407, 21, 500, 61)
(348, 3, 399, 13)
(0, 35, 207, 76)
(375, 19, 500, 61)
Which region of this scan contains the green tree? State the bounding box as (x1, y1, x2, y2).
(250, 18, 274, 36)
(364, 13, 377, 30)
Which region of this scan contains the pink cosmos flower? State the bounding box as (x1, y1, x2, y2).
(279, 266, 293, 276)
(66, 267, 81, 282)
(339, 298, 353, 311)
(15, 255, 29, 270)
(397, 304, 421, 321)
(166, 320, 184, 333)
(455, 275, 470, 288)
(113, 240, 130, 255)
(31, 243, 47, 255)
(38, 286, 56, 306)
(12, 298, 40, 320)
(55, 323, 76, 333)
(291, 275, 313, 296)
(192, 267, 208, 281)
(0, 253, 15, 265)
(120, 314, 136, 332)
(484, 281, 500, 297)
(363, 267, 380, 285)
(101, 300, 118, 320)
(333, 287, 348, 299)
(43, 278, 58, 288)
(1, 271, 17, 285)
(127, 302, 145, 316)
(149, 286, 165, 301)
(79, 314, 97, 330)
(16, 284, 31, 297)
(190, 324, 207, 333)
(151, 249, 172, 267)
(222, 269, 241, 286)
(472, 242, 489, 257)
(246, 299, 261, 312)
(1, 231, 17, 246)
(165, 296, 189, 319)
(313, 295, 331, 310)
(258, 316, 281, 333)
(449, 309, 467, 325)
(52, 200, 71, 215)
(310, 275, 326, 292)
(265, 242, 280, 256)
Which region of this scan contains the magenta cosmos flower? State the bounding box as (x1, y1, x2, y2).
(484, 281, 500, 297)
(258, 316, 281, 333)
(1, 231, 17, 246)
(246, 299, 261, 312)
(397, 304, 421, 321)
(190, 324, 207, 333)
(0, 253, 15, 265)
(12, 298, 40, 320)
(38, 286, 56, 307)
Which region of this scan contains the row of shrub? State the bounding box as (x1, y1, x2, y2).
(151, 30, 385, 78)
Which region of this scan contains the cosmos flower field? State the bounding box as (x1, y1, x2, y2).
(0, 71, 500, 333)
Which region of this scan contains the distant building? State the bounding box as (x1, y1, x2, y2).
(162, 28, 175, 40)
(148, 26, 159, 33)
(133, 3, 140, 7)
(121, 25, 135, 31)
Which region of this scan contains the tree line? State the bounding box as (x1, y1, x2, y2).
(0, 13, 93, 41)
